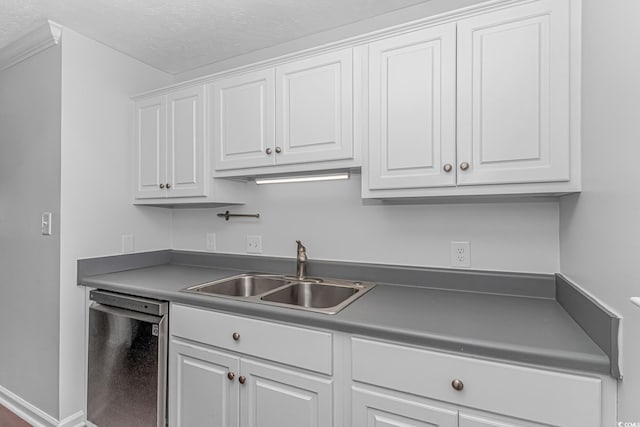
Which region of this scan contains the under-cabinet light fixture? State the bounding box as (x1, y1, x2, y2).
(255, 172, 350, 185)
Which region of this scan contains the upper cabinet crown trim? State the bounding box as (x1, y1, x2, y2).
(0, 20, 62, 72)
(131, 0, 540, 100)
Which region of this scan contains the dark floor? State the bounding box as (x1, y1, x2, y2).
(0, 404, 31, 427)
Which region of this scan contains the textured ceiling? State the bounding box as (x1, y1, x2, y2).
(0, 0, 432, 74)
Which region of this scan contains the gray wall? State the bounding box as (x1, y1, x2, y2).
(560, 0, 640, 420)
(0, 45, 62, 418)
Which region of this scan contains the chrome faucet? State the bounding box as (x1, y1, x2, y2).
(296, 240, 307, 280)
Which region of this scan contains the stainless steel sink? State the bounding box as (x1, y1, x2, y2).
(186, 274, 290, 297)
(261, 282, 357, 311)
(182, 273, 374, 314)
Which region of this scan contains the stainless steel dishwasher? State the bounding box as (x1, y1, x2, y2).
(87, 289, 168, 427)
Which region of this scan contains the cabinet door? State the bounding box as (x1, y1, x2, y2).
(352, 386, 458, 427)
(275, 49, 353, 165)
(134, 96, 167, 199)
(459, 411, 546, 427)
(169, 339, 240, 427)
(211, 70, 275, 170)
(240, 359, 332, 427)
(368, 23, 457, 190)
(457, 0, 571, 185)
(167, 86, 207, 197)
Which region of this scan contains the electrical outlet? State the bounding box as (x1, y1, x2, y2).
(450, 241, 470, 267)
(246, 235, 262, 254)
(206, 233, 216, 251)
(122, 234, 135, 254)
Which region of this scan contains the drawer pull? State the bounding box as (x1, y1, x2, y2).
(232, 332, 240, 341)
(452, 379, 464, 391)
(227, 372, 235, 381)
(239, 376, 247, 385)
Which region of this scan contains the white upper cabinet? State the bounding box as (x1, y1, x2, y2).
(166, 86, 207, 197)
(134, 86, 208, 200)
(276, 49, 353, 165)
(368, 23, 457, 190)
(210, 48, 356, 175)
(364, 0, 579, 198)
(211, 69, 275, 170)
(134, 96, 167, 199)
(456, 0, 570, 186)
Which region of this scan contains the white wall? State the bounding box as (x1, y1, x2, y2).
(58, 28, 173, 420)
(559, 0, 640, 421)
(0, 45, 62, 419)
(173, 175, 560, 273)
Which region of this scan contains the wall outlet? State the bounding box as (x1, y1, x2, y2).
(246, 235, 262, 254)
(206, 233, 217, 251)
(450, 241, 470, 267)
(121, 234, 135, 254)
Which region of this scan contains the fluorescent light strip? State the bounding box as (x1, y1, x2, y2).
(255, 172, 350, 185)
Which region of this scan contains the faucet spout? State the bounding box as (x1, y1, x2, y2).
(296, 240, 307, 280)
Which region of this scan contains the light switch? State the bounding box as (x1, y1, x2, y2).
(41, 212, 52, 235)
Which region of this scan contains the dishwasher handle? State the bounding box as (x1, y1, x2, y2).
(90, 289, 167, 316)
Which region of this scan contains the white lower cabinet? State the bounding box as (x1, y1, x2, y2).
(241, 358, 333, 427)
(168, 304, 334, 427)
(170, 339, 240, 427)
(351, 338, 603, 427)
(352, 386, 458, 427)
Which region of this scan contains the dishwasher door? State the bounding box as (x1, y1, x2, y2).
(87, 291, 168, 427)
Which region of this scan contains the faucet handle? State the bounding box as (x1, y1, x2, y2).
(296, 240, 306, 252)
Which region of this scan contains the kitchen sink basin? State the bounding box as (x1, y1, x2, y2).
(186, 274, 290, 297)
(182, 273, 374, 314)
(260, 283, 357, 309)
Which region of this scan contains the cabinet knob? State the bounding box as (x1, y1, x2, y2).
(159, 183, 165, 189)
(443, 163, 453, 173)
(227, 372, 235, 381)
(459, 162, 470, 171)
(238, 376, 247, 385)
(166, 183, 171, 189)
(266, 148, 273, 155)
(232, 332, 240, 341)
(451, 379, 464, 391)
(275, 146, 282, 154)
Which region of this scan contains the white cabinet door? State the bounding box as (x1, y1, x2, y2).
(459, 411, 546, 427)
(275, 49, 353, 165)
(169, 339, 240, 427)
(166, 86, 207, 197)
(352, 386, 458, 427)
(134, 96, 167, 199)
(211, 70, 275, 170)
(240, 358, 332, 427)
(457, 0, 571, 185)
(368, 23, 457, 190)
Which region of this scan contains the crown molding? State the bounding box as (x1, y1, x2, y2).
(0, 20, 62, 72)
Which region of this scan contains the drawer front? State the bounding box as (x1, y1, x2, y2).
(171, 304, 332, 374)
(352, 338, 601, 427)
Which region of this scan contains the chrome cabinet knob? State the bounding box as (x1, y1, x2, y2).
(166, 183, 171, 189)
(227, 372, 235, 381)
(232, 332, 240, 341)
(451, 379, 464, 391)
(443, 163, 453, 173)
(266, 148, 273, 155)
(459, 162, 470, 171)
(159, 183, 165, 189)
(238, 376, 247, 385)
(275, 146, 282, 154)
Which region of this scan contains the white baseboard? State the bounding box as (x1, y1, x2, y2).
(0, 384, 85, 427)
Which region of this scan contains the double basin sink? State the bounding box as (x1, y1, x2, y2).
(182, 273, 374, 314)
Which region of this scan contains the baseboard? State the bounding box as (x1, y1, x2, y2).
(0, 384, 85, 427)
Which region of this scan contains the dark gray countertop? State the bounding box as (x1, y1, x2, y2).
(79, 258, 610, 376)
